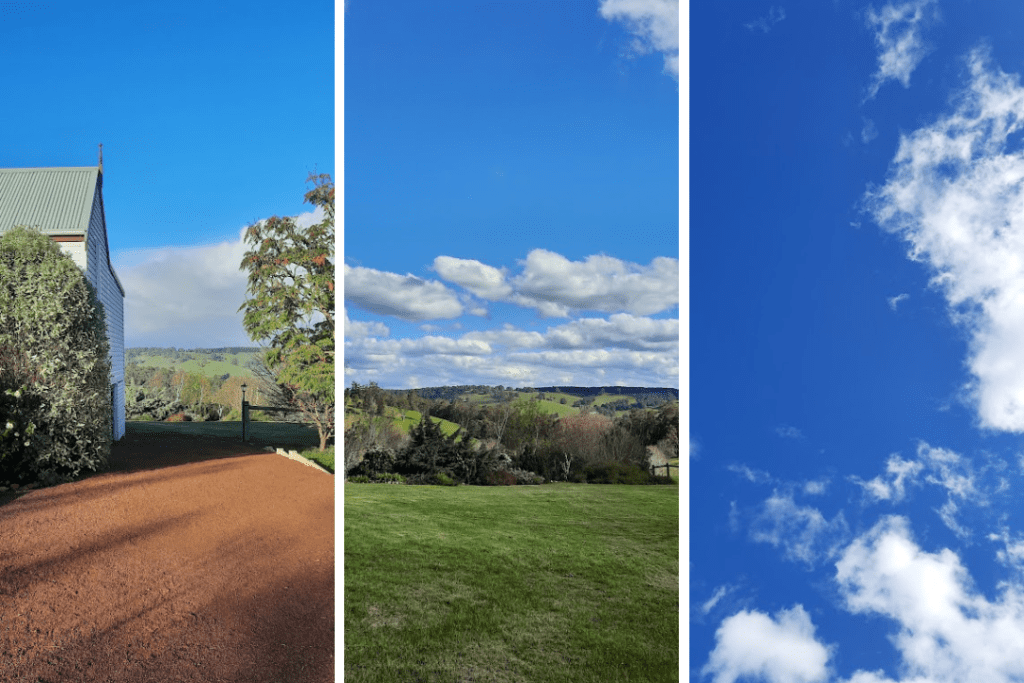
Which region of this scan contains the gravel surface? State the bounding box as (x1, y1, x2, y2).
(0, 427, 334, 683)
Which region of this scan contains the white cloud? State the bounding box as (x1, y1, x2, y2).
(599, 0, 679, 79)
(803, 479, 830, 496)
(432, 255, 512, 301)
(888, 293, 910, 311)
(344, 264, 464, 321)
(850, 454, 924, 503)
(835, 515, 1024, 683)
(112, 208, 327, 348)
(866, 48, 1024, 432)
(700, 585, 733, 616)
(776, 425, 804, 439)
(344, 308, 389, 340)
(543, 313, 678, 351)
(862, 117, 879, 144)
(728, 463, 774, 485)
(863, 0, 937, 101)
(750, 491, 849, 567)
(745, 6, 786, 34)
(703, 605, 831, 683)
(512, 249, 678, 317)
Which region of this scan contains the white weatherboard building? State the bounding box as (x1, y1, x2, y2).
(0, 164, 126, 441)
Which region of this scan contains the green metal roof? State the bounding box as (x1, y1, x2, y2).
(0, 167, 99, 235)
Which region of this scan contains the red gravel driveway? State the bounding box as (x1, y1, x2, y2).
(0, 427, 334, 682)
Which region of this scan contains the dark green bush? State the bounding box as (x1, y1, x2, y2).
(582, 462, 653, 485)
(361, 447, 397, 476)
(0, 227, 112, 485)
(371, 472, 405, 484)
(432, 472, 458, 486)
(347, 475, 371, 483)
(0, 384, 45, 483)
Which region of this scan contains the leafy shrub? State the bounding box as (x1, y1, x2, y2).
(0, 384, 45, 483)
(361, 447, 397, 476)
(649, 474, 677, 486)
(0, 227, 112, 485)
(581, 462, 653, 485)
(347, 475, 371, 483)
(509, 468, 544, 485)
(432, 472, 458, 486)
(485, 469, 517, 486)
(372, 472, 405, 484)
(513, 443, 564, 482)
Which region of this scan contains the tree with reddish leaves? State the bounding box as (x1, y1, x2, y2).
(239, 173, 334, 450)
(552, 412, 612, 479)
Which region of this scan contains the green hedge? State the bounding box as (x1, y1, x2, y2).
(0, 227, 112, 485)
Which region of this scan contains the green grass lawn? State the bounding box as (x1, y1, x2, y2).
(125, 419, 320, 450)
(300, 445, 335, 473)
(345, 483, 679, 682)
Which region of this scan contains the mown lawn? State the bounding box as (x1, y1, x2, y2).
(345, 483, 679, 682)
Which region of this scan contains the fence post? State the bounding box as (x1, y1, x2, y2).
(242, 400, 249, 442)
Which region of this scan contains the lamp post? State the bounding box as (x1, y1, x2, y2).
(241, 383, 248, 442)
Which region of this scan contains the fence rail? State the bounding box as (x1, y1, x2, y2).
(241, 400, 302, 441)
(650, 463, 678, 478)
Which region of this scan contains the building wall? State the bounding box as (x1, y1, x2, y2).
(86, 187, 125, 441)
(57, 240, 88, 271)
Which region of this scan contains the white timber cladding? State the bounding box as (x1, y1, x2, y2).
(84, 180, 125, 441)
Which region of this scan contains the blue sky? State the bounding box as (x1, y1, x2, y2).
(0, 1, 334, 348)
(343, 0, 680, 390)
(692, 2, 1024, 682)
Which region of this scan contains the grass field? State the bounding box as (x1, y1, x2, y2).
(129, 351, 258, 379)
(345, 483, 679, 682)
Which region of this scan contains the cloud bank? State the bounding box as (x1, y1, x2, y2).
(344, 248, 678, 388)
(113, 209, 324, 348)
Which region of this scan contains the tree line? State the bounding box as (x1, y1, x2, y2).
(345, 381, 679, 485)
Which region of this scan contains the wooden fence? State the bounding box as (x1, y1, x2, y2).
(241, 399, 302, 441)
(650, 463, 678, 478)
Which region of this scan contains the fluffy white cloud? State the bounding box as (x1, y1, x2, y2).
(863, 0, 937, 101)
(344, 308, 389, 340)
(113, 208, 327, 348)
(703, 605, 831, 683)
(344, 264, 463, 321)
(866, 48, 1024, 432)
(599, 0, 679, 79)
(750, 491, 849, 567)
(543, 314, 678, 351)
(836, 515, 1024, 683)
(432, 256, 512, 301)
(512, 249, 678, 317)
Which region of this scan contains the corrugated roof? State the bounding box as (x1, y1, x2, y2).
(0, 167, 99, 235)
